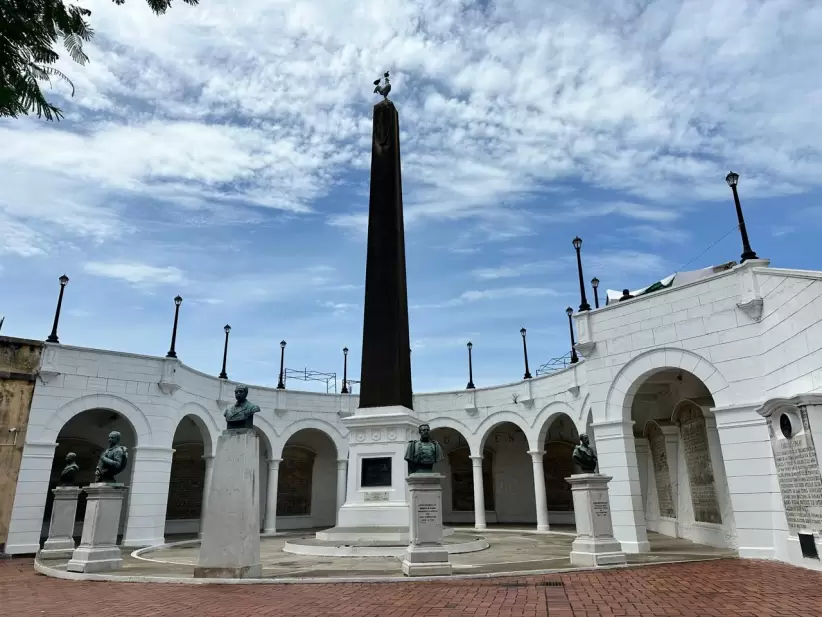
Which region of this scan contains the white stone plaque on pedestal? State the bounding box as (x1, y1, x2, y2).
(566, 473, 626, 567)
(401, 473, 452, 577)
(194, 428, 262, 579)
(39, 486, 82, 560)
(66, 483, 127, 573)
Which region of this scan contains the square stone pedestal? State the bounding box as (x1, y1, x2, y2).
(194, 428, 262, 579)
(39, 486, 82, 560)
(566, 473, 626, 567)
(401, 473, 452, 576)
(66, 483, 127, 573)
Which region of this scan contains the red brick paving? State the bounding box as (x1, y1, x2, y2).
(1, 558, 821, 616)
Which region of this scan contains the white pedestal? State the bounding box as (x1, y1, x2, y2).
(66, 483, 127, 573)
(39, 486, 82, 560)
(566, 473, 627, 567)
(194, 428, 262, 579)
(401, 473, 452, 576)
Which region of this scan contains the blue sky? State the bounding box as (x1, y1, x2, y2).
(1, 0, 821, 393)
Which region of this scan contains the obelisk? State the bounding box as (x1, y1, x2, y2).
(320, 72, 421, 539)
(359, 72, 413, 410)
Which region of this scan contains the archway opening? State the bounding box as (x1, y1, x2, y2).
(541, 413, 578, 527)
(478, 421, 532, 525)
(43, 409, 137, 546)
(164, 415, 210, 537)
(430, 427, 495, 526)
(275, 429, 339, 531)
(630, 368, 736, 549)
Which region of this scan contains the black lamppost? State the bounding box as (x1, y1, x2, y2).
(277, 340, 286, 389)
(725, 171, 758, 262)
(591, 277, 600, 309)
(466, 342, 475, 389)
(166, 295, 183, 358)
(520, 327, 532, 379)
(341, 347, 349, 394)
(219, 324, 231, 379)
(46, 274, 69, 343)
(566, 307, 579, 364)
(572, 237, 591, 312)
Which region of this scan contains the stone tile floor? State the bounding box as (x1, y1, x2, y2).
(3, 557, 822, 616)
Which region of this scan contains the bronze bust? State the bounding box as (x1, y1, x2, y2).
(59, 452, 80, 486)
(573, 434, 598, 473)
(224, 384, 260, 430)
(404, 424, 444, 474)
(95, 431, 128, 483)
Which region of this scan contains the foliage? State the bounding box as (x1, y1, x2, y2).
(0, 0, 198, 121)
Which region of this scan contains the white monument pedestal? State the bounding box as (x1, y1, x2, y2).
(566, 473, 627, 567)
(39, 486, 82, 560)
(66, 483, 127, 573)
(401, 473, 452, 576)
(194, 428, 262, 579)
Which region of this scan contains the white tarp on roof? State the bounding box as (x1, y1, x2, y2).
(605, 262, 736, 305)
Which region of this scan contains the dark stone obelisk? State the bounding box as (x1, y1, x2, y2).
(358, 93, 413, 411)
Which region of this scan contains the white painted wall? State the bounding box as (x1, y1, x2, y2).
(7, 259, 822, 571)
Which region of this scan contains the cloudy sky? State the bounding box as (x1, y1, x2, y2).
(1, 0, 821, 393)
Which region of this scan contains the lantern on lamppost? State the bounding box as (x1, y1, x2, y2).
(166, 295, 183, 358)
(341, 347, 349, 394)
(520, 327, 532, 380)
(566, 307, 579, 365)
(725, 171, 758, 262)
(572, 237, 591, 312)
(277, 340, 286, 389)
(591, 277, 600, 309)
(218, 324, 231, 379)
(46, 274, 70, 343)
(466, 341, 475, 389)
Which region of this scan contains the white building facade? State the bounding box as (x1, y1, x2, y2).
(7, 258, 822, 571)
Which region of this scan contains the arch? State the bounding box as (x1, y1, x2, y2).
(473, 411, 531, 454)
(605, 348, 729, 423)
(530, 401, 579, 448)
(175, 402, 219, 456)
(252, 415, 278, 458)
(273, 418, 348, 460)
(39, 393, 153, 444)
(577, 392, 590, 423)
(426, 416, 474, 439)
(671, 398, 714, 424)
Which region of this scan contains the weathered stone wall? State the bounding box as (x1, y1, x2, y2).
(0, 336, 43, 552)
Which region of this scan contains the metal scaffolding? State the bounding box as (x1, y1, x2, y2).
(535, 351, 572, 376)
(282, 367, 361, 394)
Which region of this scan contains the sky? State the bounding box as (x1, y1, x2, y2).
(1, 0, 821, 394)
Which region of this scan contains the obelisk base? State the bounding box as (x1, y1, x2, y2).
(194, 428, 262, 579)
(401, 473, 452, 576)
(39, 486, 82, 560)
(566, 473, 626, 567)
(66, 483, 127, 573)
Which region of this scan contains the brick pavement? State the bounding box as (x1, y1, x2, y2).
(1, 558, 821, 616)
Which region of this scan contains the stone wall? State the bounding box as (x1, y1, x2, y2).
(0, 336, 42, 553)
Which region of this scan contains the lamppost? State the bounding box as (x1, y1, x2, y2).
(520, 327, 532, 379)
(341, 347, 349, 394)
(219, 324, 231, 379)
(591, 277, 600, 309)
(572, 237, 591, 312)
(166, 295, 183, 358)
(566, 307, 579, 364)
(466, 342, 475, 389)
(46, 274, 69, 343)
(277, 340, 286, 389)
(725, 171, 758, 262)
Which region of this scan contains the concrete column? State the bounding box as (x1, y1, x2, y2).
(704, 414, 738, 548)
(336, 459, 348, 524)
(528, 450, 550, 531)
(592, 419, 650, 553)
(123, 445, 175, 548)
(469, 455, 487, 530)
(263, 458, 281, 534)
(4, 441, 57, 554)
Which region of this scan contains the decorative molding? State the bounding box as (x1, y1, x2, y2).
(37, 344, 61, 384)
(519, 379, 535, 408)
(158, 358, 181, 395)
(574, 341, 596, 357)
(37, 368, 61, 384)
(755, 394, 822, 418)
(567, 385, 580, 398)
(464, 390, 478, 415)
(736, 297, 764, 322)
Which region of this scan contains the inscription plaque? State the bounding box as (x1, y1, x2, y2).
(361, 457, 392, 487)
(413, 491, 442, 544)
(364, 491, 389, 502)
(277, 446, 315, 516)
(677, 404, 721, 524)
(769, 407, 822, 532)
(543, 441, 575, 512)
(646, 423, 675, 518)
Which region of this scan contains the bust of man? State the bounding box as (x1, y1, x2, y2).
(404, 424, 444, 474)
(95, 431, 128, 483)
(224, 384, 260, 430)
(573, 434, 598, 473)
(59, 452, 80, 486)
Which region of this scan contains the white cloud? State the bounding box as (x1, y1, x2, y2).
(84, 262, 185, 285)
(414, 286, 560, 309)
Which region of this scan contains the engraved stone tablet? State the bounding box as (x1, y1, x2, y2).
(676, 404, 721, 524)
(646, 423, 675, 518)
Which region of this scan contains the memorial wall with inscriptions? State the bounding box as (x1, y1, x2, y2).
(676, 404, 721, 524)
(645, 423, 675, 518)
(543, 442, 575, 511)
(769, 406, 822, 532)
(276, 446, 315, 516)
(448, 448, 495, 512)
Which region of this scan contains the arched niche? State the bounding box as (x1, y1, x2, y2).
(276, 445, 316, 517)
(447, 446, 495, 512)
(542, 414, 579, 515)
